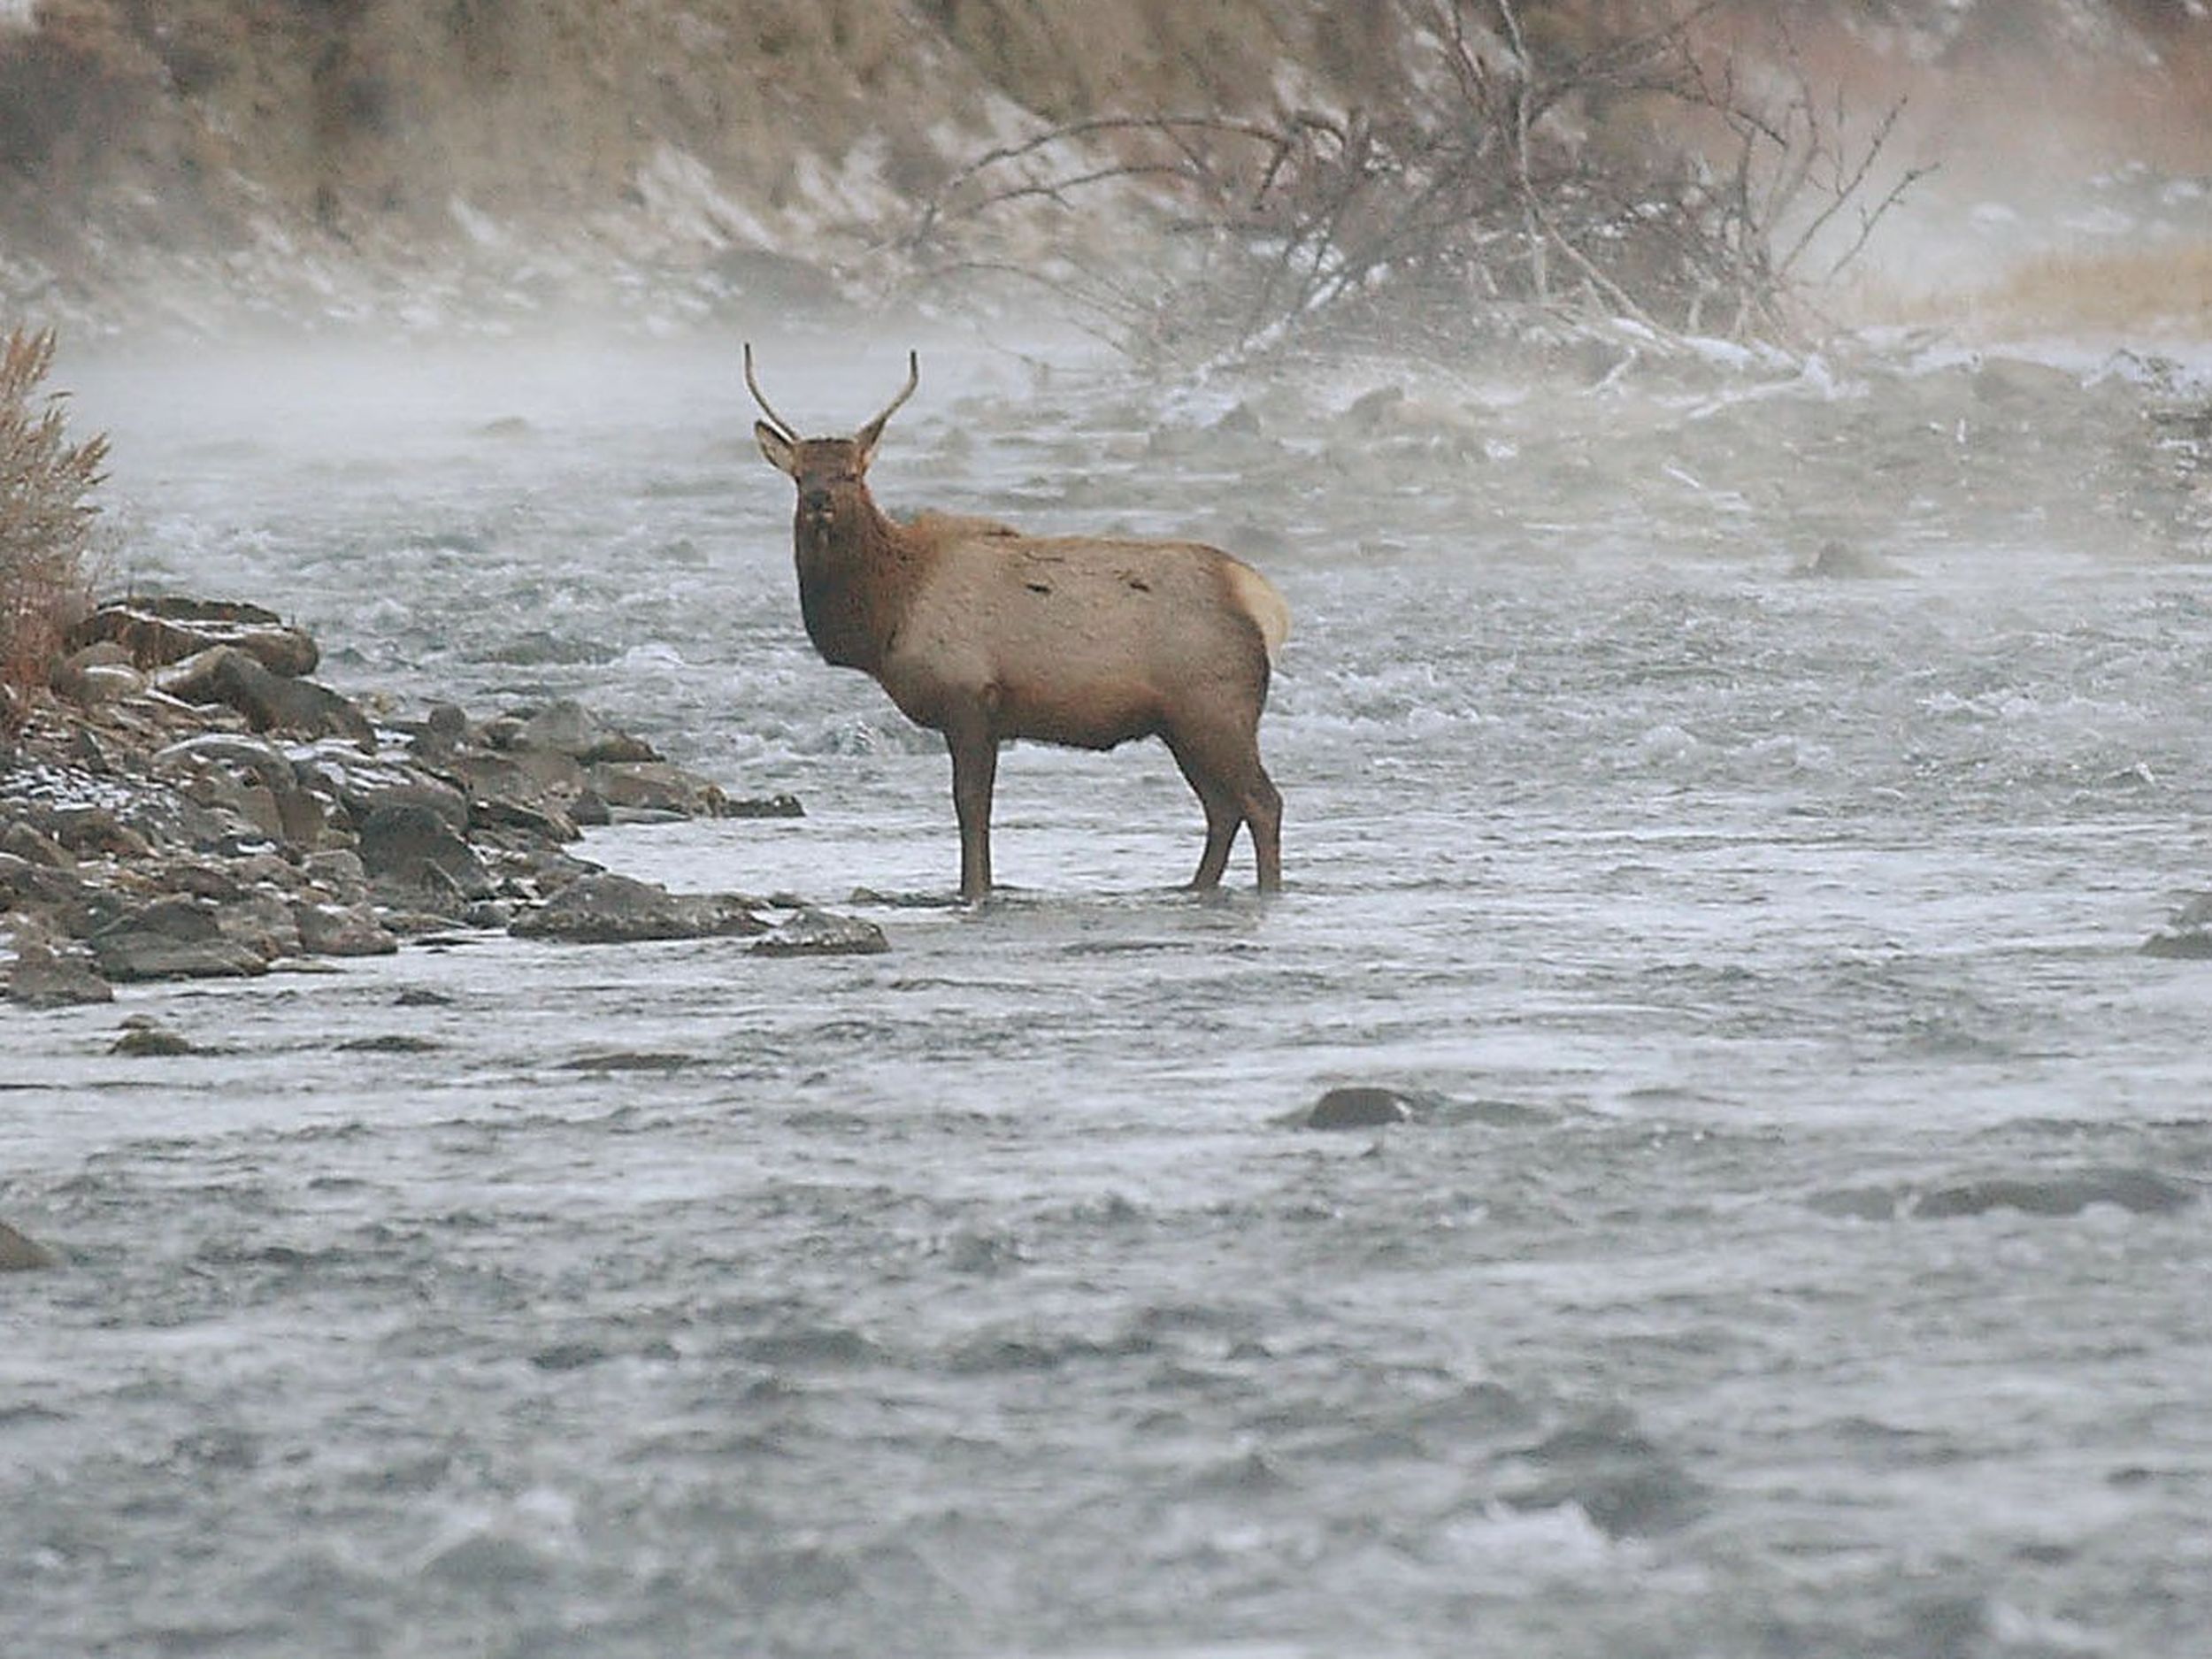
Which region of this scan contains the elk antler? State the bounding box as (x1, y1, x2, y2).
(855, 351, 921, 451)
(743, 342, 802, 441)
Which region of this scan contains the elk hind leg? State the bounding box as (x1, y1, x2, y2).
(1168, 724, 1279, 893)
(1189, 774, 1244, 891)
(1241, 757, 1283, 894)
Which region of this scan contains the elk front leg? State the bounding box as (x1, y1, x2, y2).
(946, 718, 999, 900)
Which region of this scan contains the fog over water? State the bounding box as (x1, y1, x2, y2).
(8, 314, 2212, 1656)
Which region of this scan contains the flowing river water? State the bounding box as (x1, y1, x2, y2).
(7, 325, 2212, 1657)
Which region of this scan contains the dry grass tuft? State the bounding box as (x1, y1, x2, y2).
(1, 326, 107, 733)
(1854, 242, 2212, 342)
(1972, 244, 2212, 336)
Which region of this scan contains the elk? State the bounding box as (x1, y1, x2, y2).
(746, 343, 1288, 901)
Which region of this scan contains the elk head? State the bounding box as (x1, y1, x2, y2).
(747, 343, 919, 531)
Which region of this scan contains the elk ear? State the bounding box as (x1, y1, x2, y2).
(755, 421, 798, 477)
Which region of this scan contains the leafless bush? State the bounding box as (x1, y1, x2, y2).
(908, 0, 1929, 365)
(1, 326, 107, 732)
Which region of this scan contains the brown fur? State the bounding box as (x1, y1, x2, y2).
(749, 347, 1286, 899)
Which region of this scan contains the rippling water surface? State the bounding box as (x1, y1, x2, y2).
(8, 329, 2212, 1657)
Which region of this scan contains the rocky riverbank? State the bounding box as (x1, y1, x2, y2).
(1, 594, 885, 1013)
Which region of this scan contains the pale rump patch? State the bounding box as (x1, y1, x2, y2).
(1226, 561, 1292, 664)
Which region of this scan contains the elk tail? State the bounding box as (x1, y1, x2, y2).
(1228, 562, 1291, 665)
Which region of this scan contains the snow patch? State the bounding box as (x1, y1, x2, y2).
(634, 145, 777, 251)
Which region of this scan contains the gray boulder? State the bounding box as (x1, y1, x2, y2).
(511, 698, 661, 764)
(152, 735, 330, 849)
(293, 745, 470, 833)
(89, 897, 269, 981)
(1302, 1086, 1417, 1130)
(0, 1220, 58, 1271)
(357, 803, 495, 902)
(7, 941, 113, 1007)
(69, 595, 320, 678)
(1, 819, 75, 870)
(48, 641, 147, 705)
(293, 901, 398, 956)
(438, 749, 580, 842)
(303, 849, 371, 903)
(750, 907, 889, 956)
(510, 872, 767, 943)
(587, 759, 733, 819)
(157, 646, 374, 748)
(213, 889, 304, 960)
(0, 850, 91, 918)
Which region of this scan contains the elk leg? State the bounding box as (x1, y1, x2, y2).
(1192, 805, 1240, 890)
(1167, 733, 1250, 892)
(1241, 761, 1283, 894)
(946, 719, 999, 900)
(1186, 720, 1282, 894)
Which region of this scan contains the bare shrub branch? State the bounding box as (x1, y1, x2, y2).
(906, 0, 1926, 365)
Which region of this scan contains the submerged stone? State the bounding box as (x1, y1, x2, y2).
(719, 792, 805, 818)
(1801, 539, 1904, 579)
(750, 907, 889, 956)
(111, 1021, 197, 1056)
(1812, 1167, 2199, 1221)
(510, 871, 767, 943)
(1302, 1085, 1416, 1130)
(1505, 1406, 1709, 1539)
(1911, 1168, 2197, 1219)
(0, 1219, 59, 1271)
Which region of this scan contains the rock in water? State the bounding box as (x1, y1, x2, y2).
(749, 907, 889, 956)
(111, 1022, 197, 1056)
(88, 898, 270, 982)
(509, 872, 768, 943)
(1302, 1086, 1416, 1130)
(7, 941, 114, 1007)
(1801, 539, 1904, 579)
(0, 1220, 59, 1271)
(586, 759, 732, 819)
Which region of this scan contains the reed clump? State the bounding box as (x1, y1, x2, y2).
(0, 326, 106, 733)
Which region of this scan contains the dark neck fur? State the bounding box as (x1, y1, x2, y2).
(794, 491, 919, 672)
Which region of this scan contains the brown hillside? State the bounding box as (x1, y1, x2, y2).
(4, 1, 2212, 334)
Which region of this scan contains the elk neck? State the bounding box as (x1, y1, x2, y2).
(792, 483, 927, 673)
